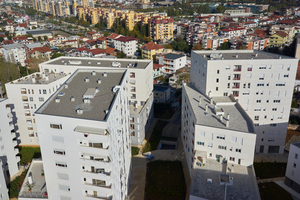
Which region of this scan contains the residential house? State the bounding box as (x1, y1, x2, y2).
(2, 43, 26, 66)
(269, 31, 288, 47)
(153, 63, 164, 78)
(153, 85, 170, 103)
(113, 36, 137, 56)
(29, 47, 52, 61)
(107, 33, 121, 47)
(12, 36, 29, 44)
(96, 36, 107, 49)
(24, 42, 43, 57)
(87, 31, 101, 40)
(0, 33, 8, 40)
(158, 53, 187, 74)
(220, 27, 247, 38)
(141, 42, 164, 60)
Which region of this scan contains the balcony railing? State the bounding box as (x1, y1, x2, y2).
(233, 93, 239, 97)
(19, 192, 48, 198)
(233, 77, 240, 80)
(85, 194, 112, 200)
(131, 89, 136, 92)
(83, 170, 111, 176)
(233, 68, 241, 71)
(85, 183, 112, 189)
(80, 157, 111, 163)
(21, 91, 27, 94)
(232, 86, 240, 89)
(24, 106, 29, 109)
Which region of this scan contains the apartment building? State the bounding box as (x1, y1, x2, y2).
(285, 143, 300, 193)
(2, 43, 26, 66)
(5, 72, 70, 145)
(113, 36, 137, 56)
(39, 57, 154, 145)
(0, 99, 20, 180)
(148, 13, 174, 41)
(182, 83, 260, 200)
(158, 53, 187, 74)
(0, 160, 9, 200)
(29, 47, 52, 61)
(190, 50, 298, 154)
(35, 69, 131, 200)
(141, 42, 164, 60)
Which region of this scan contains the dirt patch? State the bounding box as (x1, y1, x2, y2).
(286, 129, 300, 145)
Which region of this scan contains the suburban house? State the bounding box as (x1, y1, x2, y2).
(141, 42, 165, 60)
(269, 31, 288, 47)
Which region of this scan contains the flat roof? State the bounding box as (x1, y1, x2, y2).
(153, 85, 169, 92)
(26, 29, 52, 35)
(293, 143, 300, 148)
(193, 50, 298, 60)
(44, 57, 151, 69)
(184, 83, 254, 133)
(19, 159, 47, 198)
(36, 69, 126, 121)
(190, 159, 260, 200)
(11, 72, 66, 85)
(2, 43, 23, 49)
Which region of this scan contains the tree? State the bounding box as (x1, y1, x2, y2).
(51, 52, 64, 59)
(216, 5, 226, 13)
(38, 36, 42, 41)
(192, 42, 202, 50)
(217, 41, 231, 50)
(292, 100, 298, 108)
(0, 37, 3, 43)
(116, 51, 126, 58)
(164, 44, 173, 49)
(0, 58, 20, 93)
(44, 36, 48, 41)
(104, 31, 110, 37)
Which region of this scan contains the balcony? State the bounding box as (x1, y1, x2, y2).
(233, 77, 240, 80)
(233, 68, 241, 72)
(24, 105, 29, 109)
(85, 183, 112, 189)
(83, 170, 111, 176)
(85, 194, 112, 200)
(131, 89, 136, 92)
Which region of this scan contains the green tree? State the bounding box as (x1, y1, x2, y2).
(0, 58, 20, 93)
(0, 37, 4, 43)
(217, 41, 231, 50)
(43, 36, 48, 41)
(38, 36, 42, 41)
(116, 51, 126, 58)
(192, 42, 202, 50)
(104, 31, 110, 37)
(291, 100, 298, 108)
(51, 52, 64, 59)
(216, 5, 226, 13)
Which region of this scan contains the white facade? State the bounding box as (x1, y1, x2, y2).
(285, 143, 300, 193)
(158, 53, 187, 74)
(0, 99, 20, 180)
(5, 73, 70, 145)
(190, 50, 298, 154)
(182, 84, 256, 176)
(39, 57, 154, 145)
(35, 69, 131, 200)
(2, 43, 26, 66)
(0, 160, 9, 200)
(113, 38, 137, 56)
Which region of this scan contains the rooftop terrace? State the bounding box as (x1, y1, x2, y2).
(11, 72, 66, 85)
(36, 69, 126, 121)
(184, 83, 254, 133)
(44, 57, 152, 69)
(193, 49, 297, 60)
(19, 159, 47, 199)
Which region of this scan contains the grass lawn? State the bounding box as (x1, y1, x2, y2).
(154, 103, 175, 119)
(258, 182, 293, 200)
(131, 147, 140, 156)
(18, 147, 41, 165)
(145, 160, 186, 200)
(143, 120, 176, 152)
(254, 162, 286, 179)
(8, 169, 28, 198)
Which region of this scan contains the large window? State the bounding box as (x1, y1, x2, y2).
(50, 124, 62, 129)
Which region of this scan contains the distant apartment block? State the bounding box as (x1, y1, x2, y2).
(113, 36, 137, 56)
(2, 43, 26, 66)
(148, 13, 174, 41)
(35, 69, 131, 200)
(157, 53, 187, 74)
(190, 50, 298, 154)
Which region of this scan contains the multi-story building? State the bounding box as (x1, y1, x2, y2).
(148, 13, 174, 41)
(113, 36, 137, 56)
(0, 99, 20, 180)
(35, 69, 131, 200)
(285, 143, 300, 193)
(0, 160, 9, 200)
(190, 50, 298, 154)
(157, 53, 187, 74)
(5, 72, 70, 145)
(182, 83, 260, 200)
(39, 57, 154, 145)
(29, 47, 52, 61)
(269, 31, 288, 47)
(2, 43, 26, 66)
(141, 42, 164, 60)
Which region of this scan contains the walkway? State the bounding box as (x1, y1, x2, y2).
(257, 177, 285, 183)
(254, 152, 289, 163)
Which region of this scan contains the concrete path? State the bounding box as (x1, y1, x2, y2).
(257, 177, 285, 183)
(275, 181, 300, 200)
(254, 152, 288, 163)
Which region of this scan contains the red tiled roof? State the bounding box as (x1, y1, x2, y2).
(274, 31, 288, 38)
(87, 31, 97, 35)
(97, 36, 107, 41)
(141, 42, 164, 50)
(47, 38, 55, 41)
(29, 47, 52, 54)
(18, 23, 27, 28)
(86, 39, 95, 43)
(0, 34, 6, 37)
(107, 33, 120, 39)
(105, 47, 115, 54)
(153, 64, 164, 70)
(3, 40, 13, 44)
(90, 49, 106, 55)
(76, 47, 89, 52)
(13, 36, 28, 41)
(115, 36, 136, 42)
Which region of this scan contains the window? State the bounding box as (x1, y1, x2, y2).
(217, 70, 219, 74)
(273, 100, 280, 103)
(254, 116, 259, 120)
(39, 97, 44, 102)
(228, 75, 230, 80)
(207, 143, 213, 148)
(257, 83, 264, 87)
(254, 108, 261, 111)
(223, 92, 228, 96)
(200, 131, 205, 137)
(259, 66, 266, 69)
(284, 74, 289, 78)
(248, 83, 251, 88)
(247, 65, 252, 71)
(257, 100, 261, 103)
(243, 91, 250, 95)
(216, 135, 225, 140)
(276, 83, 285, 86)
(227, 83, 230, 88)
(259, 74, 265, 80)
(218, 145, 227, 150)
(235, 148, 241, 153)
(29, 97, 33, 101)
(57, 173, 69, 180)
(39, 89, 41, 94)
(55, 162, 67, 167)
(278, 115, 283, 119)
(294, 163, 297, 168)
(54, 150, 66, 155)
(247, 74, 252, 78)
(43, 89, 47, 94)
(270, 123, 277, 127)
(272, 108, 277, 111)
(59, 185, 70, 191)
(229, 157, 235, 161)
(295, 153, 298, 159)
(216, 87, 218, 91)
(278, 65, 283, 69)
(197, 141, 204, 146)
(254, 123, 259, 126)
(231, 136, 237, 142)
(52, 136, 64, 143)
(50, 124, 62, 129)
(216, 78, 219, 83)
(225, 65, 230, 70)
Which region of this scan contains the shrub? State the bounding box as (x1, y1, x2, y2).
(131, 147, 140, 156)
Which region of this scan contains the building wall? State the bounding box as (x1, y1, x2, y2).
(35, 74, 131, 200)
(0, 160, 9, 200)
(190, 50, 298, 154)
(285, 144, 300, 191)
(0, 99, 20, 180)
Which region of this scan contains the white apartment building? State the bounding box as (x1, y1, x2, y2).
(182, 83, 260, 200)
(38, 57, 154, 145)
(5, 72, 70, 145)
(113, 36, 137, 56)
(158, 53, 187, 74)
(35, 69, 131, 200)
(0, 160, 9, 200)
(2, 43, 26, 66)
(285, 143, 300, 193)
(0, 98, 20, 180)
(190, 50, 298, 154)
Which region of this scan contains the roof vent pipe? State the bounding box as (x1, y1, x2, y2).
(235, 54, 238, 58)
(92, 71, 96, 76)
(198, 96, 201, 106)
(84, 98, 90, 104)
(64, 83, 68, 88)
(205, 104, 208, 112)
(97, 79, 101, 84)
(103, 72, 107, 77)
(77, 108, 83, 114)
(70, 96, 75, 102)
(85, 77, 89, 82)
(210, 98, 213, 104)
(32, 77, 36, 83)
(227, 113, 230, 120)
(55, 97, 60, 103)
(255, 53, 258, 57)
(104, 109, 109, 114)
(208, 91, 211, 98)
(226, 120, 229, 127)
(220, 115, 223, 121)
(45, 75, 49, 81)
